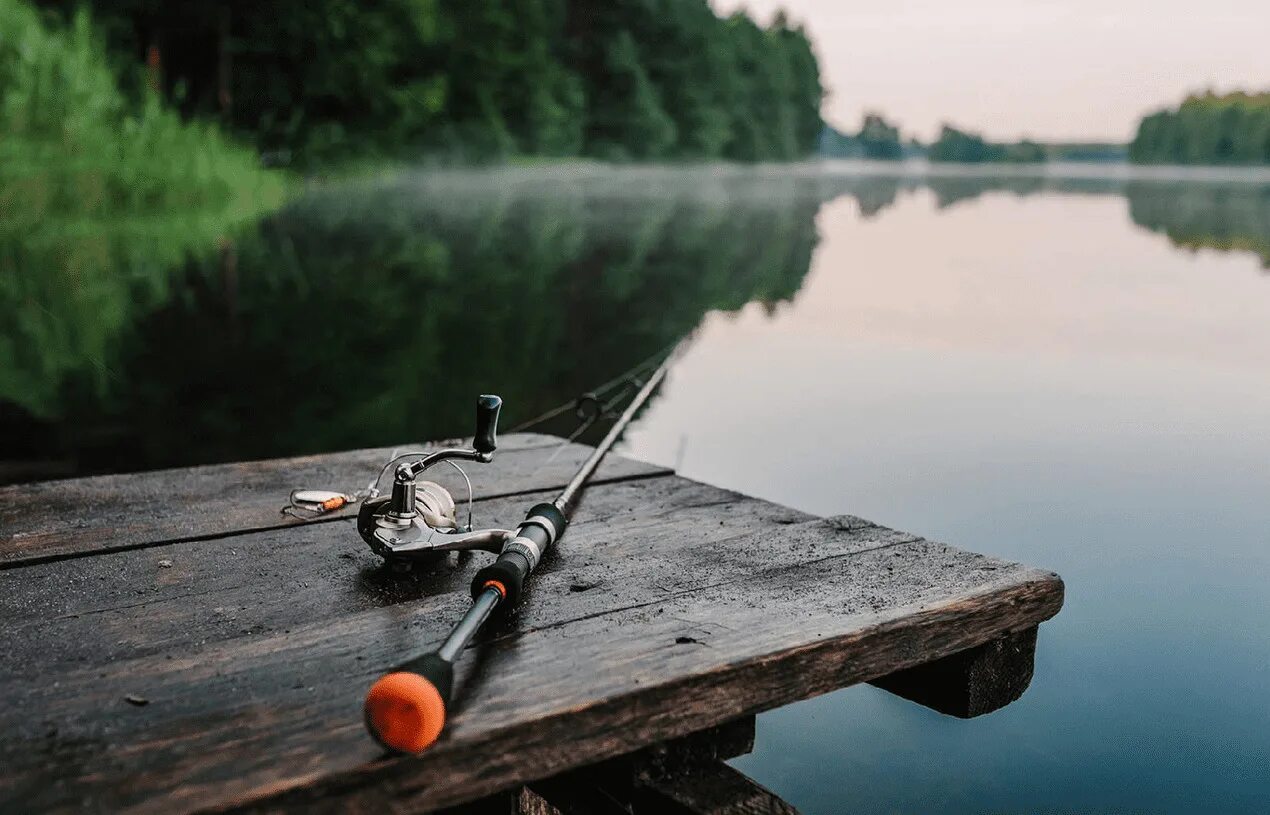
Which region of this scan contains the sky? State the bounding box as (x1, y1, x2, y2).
(711, 0, 1269, 142)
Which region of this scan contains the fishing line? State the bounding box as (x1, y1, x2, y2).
(506, 340, 680, 434)
(534, 374, 643, 470)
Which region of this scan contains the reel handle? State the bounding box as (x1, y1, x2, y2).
(474, 395, 502, 455)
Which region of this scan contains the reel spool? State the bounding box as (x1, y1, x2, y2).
(357, 396, 515, 568)
(357, 481, 465, 569)
(413, 480, 458, 530)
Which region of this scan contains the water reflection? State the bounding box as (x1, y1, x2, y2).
(1, 169, 821, 479)
(2, 165, 1268, 481)
(803, 170, 1270, 268)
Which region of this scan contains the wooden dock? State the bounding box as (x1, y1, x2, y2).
(0, 433, 1064, 813)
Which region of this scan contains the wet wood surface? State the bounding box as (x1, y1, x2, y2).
(0, 435, 1063, 814)
(0, 433, 668, 568)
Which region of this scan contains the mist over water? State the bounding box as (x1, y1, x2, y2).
(3, 164, 1268, 812)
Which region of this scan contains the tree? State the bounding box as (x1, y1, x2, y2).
(585, 29, 676, 160)
(1131, 90, 1270, 166)
(857, 113, 902, 159)
(928, 124, 1043, 164)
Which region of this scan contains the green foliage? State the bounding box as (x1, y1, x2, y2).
(32, 0, 823, 165)
(857, 113, 903, 160)
(818, 115, 905, 160)
(587, 29, 677, 160)
(817, 124, 860, 158)
(928, 125, 1045, 164)
(0, 0, 285, 220)
(1130, 90, 1270, 165)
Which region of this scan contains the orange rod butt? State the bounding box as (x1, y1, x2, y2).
(363, 671, 447, 754)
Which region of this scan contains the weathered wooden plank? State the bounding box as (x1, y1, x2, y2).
(0, 477, 809, 680)
(871, 626, 1039, 717)
(0, 433, 669, 568)
(0, 512, 1062, 814)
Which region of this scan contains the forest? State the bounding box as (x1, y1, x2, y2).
(1130, 91, 1270, 165)
(30, 0, 824, 166)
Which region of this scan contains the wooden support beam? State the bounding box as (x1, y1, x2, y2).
(492, 717, 799, 815)
(637, 762, 799, 815)
(870, 626, 1039, 717)
(437, 720, 761, 815)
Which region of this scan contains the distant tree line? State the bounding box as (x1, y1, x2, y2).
(1046, 142, 1127, 163)
(32, 0, 823, 166)
(927, 125, 1044, 163)
(1131, 91, 1270, 165)
(819, 114, 1047, 163)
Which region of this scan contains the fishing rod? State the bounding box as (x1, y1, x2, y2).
(357, 346, 681, 754)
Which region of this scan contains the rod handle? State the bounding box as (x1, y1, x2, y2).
(470, 503, 567, 606)
(363, 652, 454, 754)
(473, 394, 502, 455)
(471, 551, 530, 606)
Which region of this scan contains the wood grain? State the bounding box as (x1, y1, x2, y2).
(0, 505, 1063, 814)
(0, 433, 669, 568)
(0, 477, 808, 680)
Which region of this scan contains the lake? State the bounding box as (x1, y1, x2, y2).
(3, 162, 1268, 813)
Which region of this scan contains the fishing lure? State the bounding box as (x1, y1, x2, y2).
(282, 489, 356, 519)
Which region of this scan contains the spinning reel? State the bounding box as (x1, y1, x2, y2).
(357, 395, 516, 566)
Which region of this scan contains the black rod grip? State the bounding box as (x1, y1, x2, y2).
(474, 394, 502, 454)
(472, 550, 531, 606)
(470, 503, 568, 606)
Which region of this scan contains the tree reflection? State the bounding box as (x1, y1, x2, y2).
(1, 170, 820, 479)
(3, 167, 1267, 482)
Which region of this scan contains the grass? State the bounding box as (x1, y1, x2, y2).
(0, 0, 287, 225)
(0, 0, 291, 417)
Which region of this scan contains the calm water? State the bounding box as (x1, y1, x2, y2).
(3, 163, 1269, 813)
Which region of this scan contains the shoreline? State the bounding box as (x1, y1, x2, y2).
(314, 157, 1270, 188)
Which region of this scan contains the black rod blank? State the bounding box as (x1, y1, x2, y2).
(363, 342, 683, 754)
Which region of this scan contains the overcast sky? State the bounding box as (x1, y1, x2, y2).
(711, 0, 1269, 142)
